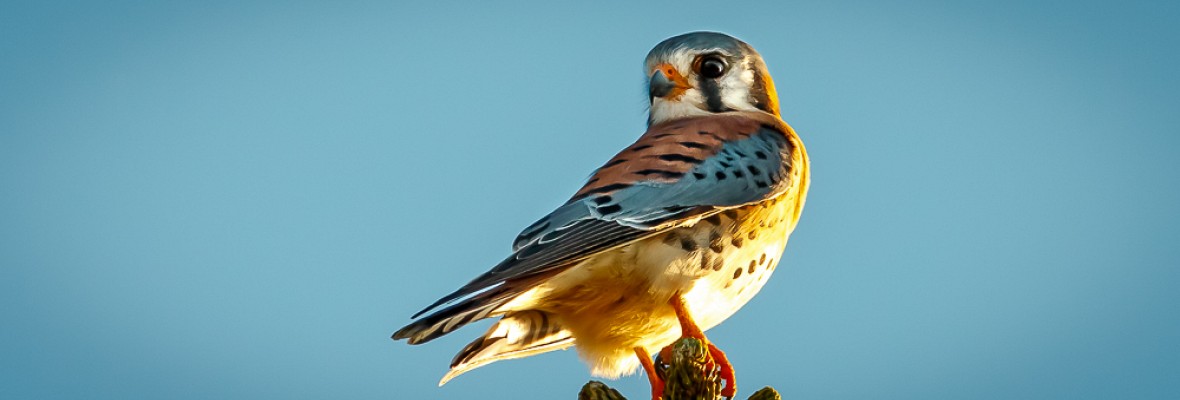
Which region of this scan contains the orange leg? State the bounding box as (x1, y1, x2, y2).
(667, 294, 737, 398)
(635, 346, 664, 400)
(669, 294, 705, 339)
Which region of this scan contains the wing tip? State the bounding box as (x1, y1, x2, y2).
(390, 326, 422, 344)
(410, 295, 454, 319)
(412, 275, 509, 320)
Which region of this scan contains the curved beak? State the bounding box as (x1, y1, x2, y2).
(649, 63, 689, 100)
(650, 70, 675, 98)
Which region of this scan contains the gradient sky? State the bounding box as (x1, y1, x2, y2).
(3, 1, 1179, 399)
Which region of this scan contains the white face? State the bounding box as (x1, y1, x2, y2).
(646, 48, 764, 125)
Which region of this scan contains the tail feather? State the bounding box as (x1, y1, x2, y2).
(439, 310, 573, 385)
(392, 285, 518, 345)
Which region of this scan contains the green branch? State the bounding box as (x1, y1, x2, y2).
(577, 337, 781, 400)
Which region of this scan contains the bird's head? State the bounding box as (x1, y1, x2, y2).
(645, 31, 780, 126)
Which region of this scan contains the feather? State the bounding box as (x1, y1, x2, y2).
(396, 112, 800, 346)
(439, 310, 574, 386)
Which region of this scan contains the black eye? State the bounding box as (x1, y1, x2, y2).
(699, 56, 726, 79)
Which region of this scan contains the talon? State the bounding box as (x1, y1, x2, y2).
(707, 342, 736, 398)
(668, 293, 738, 398)
(658, 345, 674, 365)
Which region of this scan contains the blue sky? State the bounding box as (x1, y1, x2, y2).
(2, 1, 1178, 398)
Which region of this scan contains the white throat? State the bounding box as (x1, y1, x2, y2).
(649, 96, 713, 125)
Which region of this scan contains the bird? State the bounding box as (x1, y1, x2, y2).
(393, 31, 809, 399)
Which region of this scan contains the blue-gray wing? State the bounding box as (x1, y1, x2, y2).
(404, 119, 799, 328)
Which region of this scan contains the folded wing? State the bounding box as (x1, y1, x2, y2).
(393, 112, 799, 346)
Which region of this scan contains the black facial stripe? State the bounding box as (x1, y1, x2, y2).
(697, 73, 730, 112)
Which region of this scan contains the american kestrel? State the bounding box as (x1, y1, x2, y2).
(393, 31, 809, 399)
